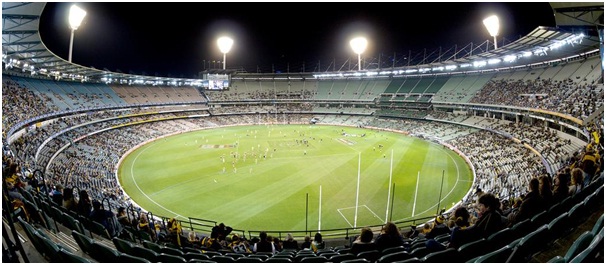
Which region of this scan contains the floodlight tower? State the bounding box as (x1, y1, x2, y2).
(483, 15, 499, 50)
(68, 4, 87, 63)
(217, 36, 234, 70)
(350, 37, 368, 71)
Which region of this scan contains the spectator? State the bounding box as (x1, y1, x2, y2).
(138, 212, 156, 241)
(508, 178, 542, 226)
(455, 193, 505, 243)
(552, 172, 570, 203)
(229, 234, 250, 253)
(350, 227, 377, 256)
(374, 221, 404, 252)
(90, 200, 122, 238)
(282, 233, 299, 250)
(425, 215, 450, 239)
(50, 184, 63, 206)
(211, 222, 233, 240)
(253, 231, 275, 253)
(445, 206, 472, 249)
(311, 232, 325, 252)
(569, 168, 584, 195)
(75, 190, 92, 217)
(300, 235, 312, 250)
(538, 175, 554, 209)
(62, 187, 77, 212)
(273, 237, 283, 252)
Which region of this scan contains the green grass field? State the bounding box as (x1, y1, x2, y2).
(118, 124, 473, 232)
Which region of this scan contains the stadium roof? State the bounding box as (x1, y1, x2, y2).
(2, 2, 603, 85)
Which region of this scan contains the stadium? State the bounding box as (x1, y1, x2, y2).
(2, 2, 603, 263)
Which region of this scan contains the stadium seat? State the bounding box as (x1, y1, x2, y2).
(341, 258, 371, 263)
(142, 240, 163, 253)
(486, 227, 514, 251)
(265, 257, 293, 263)
(377, 251, 414, 262)
(35, 231, 63, 262)
(569, 228, 604, 263)
(210, 255, 236, 263)
(422, 247, 464, 263)
(357, 250, 380, 262)
(562, 231, 595, 262)
(473, 245, 513, 263)
(567, 203, 588, 226)
(160, 246, 185, 256)
(511, 219, 532, 240)
(184, 252, 209, 261)
(113, 237, 136, 255)
(300, 255, 329, 263)
(58, 248, 92, 263)
(236, 256, 264, 263)
(548, 212, 571, 242)
(381, 245, 406, 255)
(457, 238, 489, 262)
(329, 253, 356, 262)
(158, 253, 187, 263)
(119, 253, 152, 263)
(506, 225, 550, 262)
(89, 241, 121, 262)
(131, 245, 159, 262)
(592, 214, 604, 236)
(71, 230, 94, 255)
(530, 210, 549, 230)
(410, 246, 430, 259)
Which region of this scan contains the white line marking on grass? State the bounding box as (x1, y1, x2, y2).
(363, 205, 384, 223)
(130, 144, 184, 219)
(337, 208, 354, 228)
(396, 145, 463, 222)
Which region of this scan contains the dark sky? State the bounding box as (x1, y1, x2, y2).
(38, 2, 556, 78)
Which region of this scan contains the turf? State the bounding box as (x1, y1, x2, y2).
(118, 124, 473, 231)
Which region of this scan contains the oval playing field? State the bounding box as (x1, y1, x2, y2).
(118, 124, 473, 231)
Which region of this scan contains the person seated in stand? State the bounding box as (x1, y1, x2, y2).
(300, 235, 312, 250)
(229, 234, 251, 253)
(373, 221, 404, 252)
(311, 232, 325, 252)
(425, 215, 450, 239)
(282, 233, 299, 250)
(464, 193, 505, 240)
(253, 231, 275, 253)
(508, 177, 542, 227)
(350, 227, 377, 256)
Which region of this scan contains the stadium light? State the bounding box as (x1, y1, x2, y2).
(68, 4, 87, 63)
(217, 36, 234, 70)
(483, 15, 499, 50)
(350, 37, 368, 71)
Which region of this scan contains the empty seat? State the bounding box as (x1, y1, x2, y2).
(422, 247, 463, 263)
(506, 225, 550, 262)
(357, 250, 380, 262)
(474, 245, 513, 263)
(457, 238, 488, 262)
(378, 251, 415, 262)
(59, 248, 92, 263)
(119, 253, 152, 263)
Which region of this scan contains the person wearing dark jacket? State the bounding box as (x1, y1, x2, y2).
(454, 193, 505, 243)
(508, 178, 543, 226)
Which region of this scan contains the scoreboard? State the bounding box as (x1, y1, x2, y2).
(203, 74, 230, 90)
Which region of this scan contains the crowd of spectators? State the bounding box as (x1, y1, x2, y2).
(2, 69, 602, 258)
(470, 78, 603, 120)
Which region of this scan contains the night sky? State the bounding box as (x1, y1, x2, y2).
(38, 2, 557, 78)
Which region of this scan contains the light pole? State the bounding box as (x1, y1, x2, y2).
(483, 15, 499, 50)
(350, 37, 368, 71)
(217, 36, 234, 70)
(68, 4, 87, 62)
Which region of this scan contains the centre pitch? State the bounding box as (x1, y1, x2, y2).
(118, 124, 473, 232)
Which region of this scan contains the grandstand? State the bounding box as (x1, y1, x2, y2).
(2, 2, 603, 263)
